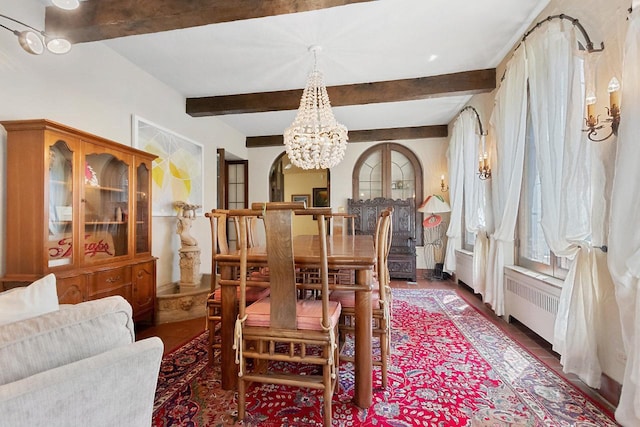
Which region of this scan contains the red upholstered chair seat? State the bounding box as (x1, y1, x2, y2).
(245, 298, 342, 331)
(329, 288, 380, 309)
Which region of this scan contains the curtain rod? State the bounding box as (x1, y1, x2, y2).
(457, 106, 487, 136)
(501, 13, 604, 82)
(521, 14, 604, 52)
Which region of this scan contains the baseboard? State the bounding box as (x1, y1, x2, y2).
(599, 373, 621, 407)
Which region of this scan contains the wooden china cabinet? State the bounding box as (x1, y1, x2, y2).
(1, 119, 157, 322)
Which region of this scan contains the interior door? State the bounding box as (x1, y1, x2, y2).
(225, 159, 248, 248)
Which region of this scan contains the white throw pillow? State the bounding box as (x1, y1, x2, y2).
(0, 274, 59, 326)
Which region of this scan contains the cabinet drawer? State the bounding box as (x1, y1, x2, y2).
(89, 266, 132, 299)
(57, 275, 87, 304)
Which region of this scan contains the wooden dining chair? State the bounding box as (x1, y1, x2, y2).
(232, 204, 341, 427)
(205, 209, 269, 367)
(233, 214, 260, 248)
(233, 214, 272, 282)
(330, 208, 393, 388)
(327, 213, 357, 285)
(328, 212, 356, 236)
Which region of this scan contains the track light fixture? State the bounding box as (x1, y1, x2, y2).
(52, 0, 80, 11)
(0, 10, 72, 55)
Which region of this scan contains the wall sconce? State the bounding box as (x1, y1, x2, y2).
(440, 175, 449, 192)
(478, 147, 491, 180)
(0, 2, 77, 55)
(458, 106, 492, 181)
(583, 77, 621, 142)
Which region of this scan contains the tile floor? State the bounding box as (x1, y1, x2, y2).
(135, 270, 618, 415)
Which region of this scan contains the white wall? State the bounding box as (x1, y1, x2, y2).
(248, 137, 450, 269)
(0, 0, 247, 287)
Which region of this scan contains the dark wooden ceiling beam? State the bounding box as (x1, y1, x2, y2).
(186, 69, 496, 117)
(45, 0, 376, 43)
(246, 125, 448, 148)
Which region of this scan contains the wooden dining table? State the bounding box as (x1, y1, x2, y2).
(216, 233, 376, 409)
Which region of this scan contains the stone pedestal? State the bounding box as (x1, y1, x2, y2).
(179, 247, 201, 289)
(155, 275, 211, 324)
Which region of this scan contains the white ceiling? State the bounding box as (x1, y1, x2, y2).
(102, 0, 550, 137)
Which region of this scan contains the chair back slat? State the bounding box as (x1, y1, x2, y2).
(233, 215, 260, 248)
(264, 209, 298, 329)
(329, 213, 356, 236)
(207, 210, 229, 255)
(376, 211, 391, 297)
(206, 209, 229, 291)
(237, 215, 248, 310)
(317, 213, 330, 326)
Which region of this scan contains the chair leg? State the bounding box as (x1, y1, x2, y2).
(333, 326, 342, 393)
(323, 364, 332, 427)
(207, 322, 215, 366)
(237, 376, 246, 421)
(206, 298, 222, 367)
(323, 328, 338, 427)
(380, 330, 388, 389)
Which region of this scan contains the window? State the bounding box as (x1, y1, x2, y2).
(462, 201, 477, 251)
(517, 110, 568, 279)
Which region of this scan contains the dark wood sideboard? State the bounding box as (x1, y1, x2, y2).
(348, 197, 416, 281)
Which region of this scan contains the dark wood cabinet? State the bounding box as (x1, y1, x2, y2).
(348, 197, 416, 281)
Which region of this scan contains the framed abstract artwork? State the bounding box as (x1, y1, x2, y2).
(133, 115, 204, 216)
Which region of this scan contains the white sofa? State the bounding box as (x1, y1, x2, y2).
(0, 295, 163, 427)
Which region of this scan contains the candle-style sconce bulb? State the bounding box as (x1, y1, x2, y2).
(583, 77, 621, 142)
(440, 174, 449, 192)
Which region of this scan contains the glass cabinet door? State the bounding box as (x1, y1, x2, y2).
(48, 140, 75, 268)
(83, 148, 130, 262)
(390, 150, 415, 200)
(357, 149, 382, 199)
(135, 161, 151, 254)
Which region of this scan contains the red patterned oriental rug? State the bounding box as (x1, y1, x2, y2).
(152, 289, 618, 426)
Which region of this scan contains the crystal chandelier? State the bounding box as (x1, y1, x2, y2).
(284, 46, 348, 170)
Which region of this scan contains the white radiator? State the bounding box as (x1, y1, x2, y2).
(455, 249, 474, 290)
(504, 266, 562, 344)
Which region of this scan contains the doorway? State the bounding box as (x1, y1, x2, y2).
(269, 152, 330, 235)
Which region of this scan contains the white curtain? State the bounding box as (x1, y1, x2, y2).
(460, 110, 483, 239)
(608, 7, 640, 426)
(443, 115, 465, 273)
(473, 229, 489, 296)
(485, 47, 528, 316)
(525, 21, 602, 388)
(460, 109, 490, 295)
